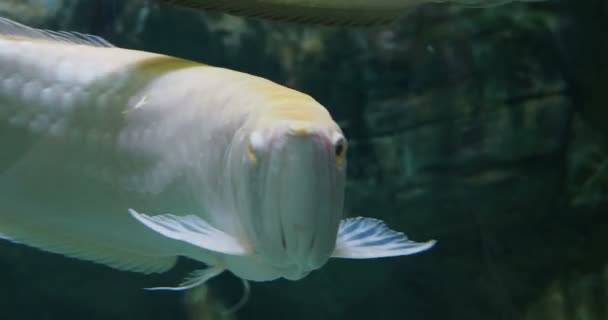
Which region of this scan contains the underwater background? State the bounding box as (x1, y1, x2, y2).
(0, 0, 607, 319)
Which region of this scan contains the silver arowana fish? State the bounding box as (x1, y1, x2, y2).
(0, 18, 435, 292)
(162, 0, 543, 26)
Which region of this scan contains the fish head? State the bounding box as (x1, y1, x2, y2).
(229, 103, 346, 280)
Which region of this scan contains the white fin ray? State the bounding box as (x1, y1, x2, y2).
(331, 217, 436, 259)
(144, 265, 225, 291)
(129, 209, 251, 256)
(144, 265, 250, 315)
(0, 228, 175, 274)
(0, 17, 114, 47)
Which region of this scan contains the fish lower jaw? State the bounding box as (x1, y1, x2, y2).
(267, 261, 315, 281)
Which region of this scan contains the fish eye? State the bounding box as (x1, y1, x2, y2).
(247, 143, 258, 165)
(333, 136, 347, 166)
(247, 131, 266, 165)
(335, 141, 345, 158)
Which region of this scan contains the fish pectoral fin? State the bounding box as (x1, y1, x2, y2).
(128, 208, 251, 256)
(144, 265, 225, 291)
(331, 217, 437, 259)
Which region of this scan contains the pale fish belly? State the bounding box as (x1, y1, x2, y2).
(0, 38, 214, 273)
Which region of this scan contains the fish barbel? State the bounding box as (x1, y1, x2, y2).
(0, 18, 435, 291)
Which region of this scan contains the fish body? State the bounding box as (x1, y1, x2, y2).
(0, 18, 435, 288)
(162, 0, 543, 26)
(0, 25, 239, 273)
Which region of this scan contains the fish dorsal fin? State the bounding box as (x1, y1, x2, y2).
(332, 217, 436, 259)
(162, 0, 401, 27)
(161, 0, 542, 27)
(0, 17, 115, 47)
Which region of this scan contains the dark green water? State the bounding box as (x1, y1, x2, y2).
(0, 0, 607, 319)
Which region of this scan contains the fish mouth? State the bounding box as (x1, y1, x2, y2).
(237, 122, 345, 279)
(273, 264, 312, 281)
(253, 128, 337, 272)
